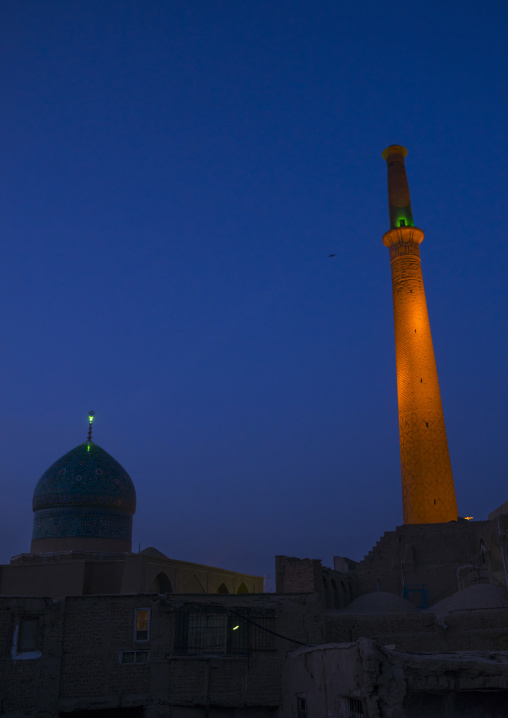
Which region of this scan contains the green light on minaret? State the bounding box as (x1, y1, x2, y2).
(396, 214, 414, 228)
(382, 145, 415, 230)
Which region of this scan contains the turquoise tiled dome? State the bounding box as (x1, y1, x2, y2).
(32, 441, 136, 546)
(33, 441, 136, 512)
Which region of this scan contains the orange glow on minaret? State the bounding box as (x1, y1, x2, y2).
(382, 145, 458, 524)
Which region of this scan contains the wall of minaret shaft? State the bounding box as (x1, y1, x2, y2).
(382, 146, 458, 524)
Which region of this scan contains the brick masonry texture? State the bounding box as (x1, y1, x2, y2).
(382, 147, 458, 525)
(5, 585, 508, 716)
(0, 593, 321, 716)
(383, 225, 458, 524)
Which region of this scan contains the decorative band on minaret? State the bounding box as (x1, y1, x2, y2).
(382, 145, 458, 524)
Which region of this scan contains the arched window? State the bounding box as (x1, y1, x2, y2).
(217, 582, 229, 594)
(148, 572, 173, 594)
(237, 582, 249, 594)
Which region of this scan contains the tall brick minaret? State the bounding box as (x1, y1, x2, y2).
(382, 145, 458, 524)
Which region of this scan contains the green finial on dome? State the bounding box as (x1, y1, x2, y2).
(87, 411, 95, 446)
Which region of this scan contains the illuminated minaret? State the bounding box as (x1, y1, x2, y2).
(382, 145, 458, 524)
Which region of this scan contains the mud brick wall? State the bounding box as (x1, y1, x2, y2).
(275, 556, 323, 594)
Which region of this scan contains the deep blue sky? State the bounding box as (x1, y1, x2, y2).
(1, 1, 507, 582)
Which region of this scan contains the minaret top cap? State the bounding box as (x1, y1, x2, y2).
(382, 144, 414, 230)
(382, 145, 408, 161)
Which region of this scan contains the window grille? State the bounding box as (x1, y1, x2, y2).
(175, 606, 227, 655)
(190, 610, 227, 655)
(250, 609, 276, 651)
(348, 696, 364, 716)
(227, 608, 250, 655)
(174, 606, 253, 656)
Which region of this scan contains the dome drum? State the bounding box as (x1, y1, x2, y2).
(32, 507, 133, 541)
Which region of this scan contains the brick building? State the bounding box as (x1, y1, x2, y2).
(4, 548, 508, 717)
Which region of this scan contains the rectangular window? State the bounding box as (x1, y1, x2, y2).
(11, 615, 42, 660)
(120, 650, 149, 664)
(297, 696, 307, 718)
(250, 609, 276, 651)
(227, 609, 250, 655)
(174, 606, 253, 656)
(134, 608, 150, 642)
(188, 610, 227, 655)
(121, 651, 135, 664)
(18, 617, 40, 653)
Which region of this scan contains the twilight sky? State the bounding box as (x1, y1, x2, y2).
(1, 1, 507, 583)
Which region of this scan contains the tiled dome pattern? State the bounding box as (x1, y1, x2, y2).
(32, 442, 136, 543)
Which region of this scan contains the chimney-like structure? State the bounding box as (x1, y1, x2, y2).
(382, 145, 458, 524)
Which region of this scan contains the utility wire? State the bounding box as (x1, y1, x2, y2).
(228, 607, 311, 647)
